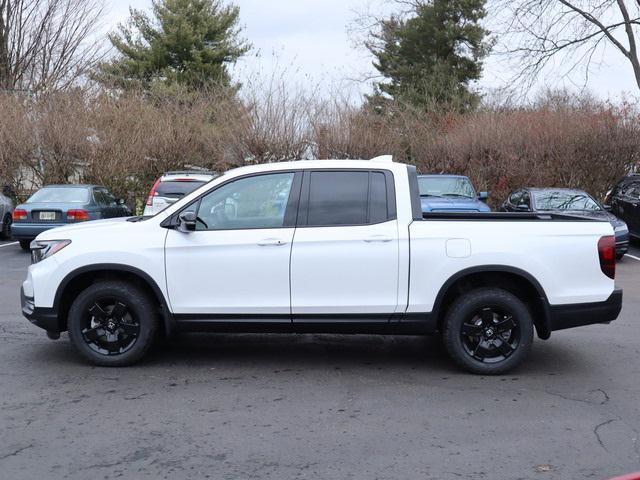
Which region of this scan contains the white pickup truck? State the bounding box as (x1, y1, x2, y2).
(21, 157, 622, 373)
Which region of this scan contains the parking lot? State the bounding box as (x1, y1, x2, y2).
(0, 240, 639, 479)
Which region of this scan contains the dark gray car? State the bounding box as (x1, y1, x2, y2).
(500, 187, 630, 259)
(12, 185, 130, 250)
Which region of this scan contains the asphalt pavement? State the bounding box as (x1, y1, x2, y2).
(1, 239, 639, 479)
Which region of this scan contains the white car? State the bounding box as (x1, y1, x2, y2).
(0, 186, 14, 240)
(21, 157, 622, 373)
(143, 171, 217, 216)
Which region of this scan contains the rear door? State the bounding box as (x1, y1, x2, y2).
(290, 169, 399, 319)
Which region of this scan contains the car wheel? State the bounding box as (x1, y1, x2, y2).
(19, 239, 31, 251)
(0, 214, 11, 240)
(67, 281, 158, 367)
(443, 288, 534, 375)
(616, 253, 625, 261)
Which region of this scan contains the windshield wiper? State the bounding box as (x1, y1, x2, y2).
(421, 194, 443, 198)
(442, 193, 473, 198)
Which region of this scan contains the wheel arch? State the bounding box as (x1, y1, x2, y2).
(54, 264, 174, 336)
(432, 265, 551, 339)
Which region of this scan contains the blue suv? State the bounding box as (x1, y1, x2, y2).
(418, 174, 490, 213)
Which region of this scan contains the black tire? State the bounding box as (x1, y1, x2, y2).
(67, 281, 158, 367)
(19, 239, 31, 251)
(443, 288, 534, 375)
(0, 214, 11, 240)
(616, 253, 625, 261)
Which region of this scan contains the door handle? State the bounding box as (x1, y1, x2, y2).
(363, 235, 393, 243)
(257, 238, 288, 246)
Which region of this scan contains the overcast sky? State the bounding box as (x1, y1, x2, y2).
(107, 0, 639, 102)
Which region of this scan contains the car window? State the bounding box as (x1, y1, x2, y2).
(100, 189, 117, 206)
(533, 190, 601, 211)
(28, 187, 89, 203)
(627, 185, 640, 198)
(521, 192, 531, 209)
(369, 172, 388, 224)
(93, 189, 107, 206)
(306, 171, 369, 226)
(417, 176, 476, 198)
(157, 180, 207, 198)
(195, 172, 294, 231)
(508, 191, 522, 205)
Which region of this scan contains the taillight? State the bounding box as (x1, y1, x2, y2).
(12, 209, 28, 221)
(146, 178, 161, 206)
(67, 209, 89, 221)
(598, 235, 616, 279)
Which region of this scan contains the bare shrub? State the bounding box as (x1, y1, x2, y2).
(0, 85, 637, 212)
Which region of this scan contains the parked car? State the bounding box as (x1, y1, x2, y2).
(606, 174, 640, 241)
(0, 185, 14, 240)
(12, 185, 130, 251)
(21, 157, 621, 374)
(418, 174, 491, 212)
(144, 171, 218, 216)
(500, 187, 629, 259)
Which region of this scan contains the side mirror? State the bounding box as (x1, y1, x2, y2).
(117, 198, 126, 206)
(177, 211, 197, 232)
(603, 204, 612, 212)
(2, 185, 12, 197)
(516, 204, 530, 212)
(478, 191, 489, 201)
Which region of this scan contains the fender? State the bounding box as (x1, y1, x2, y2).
(54, 263, 175, 336)
(430, 264, 552, 339)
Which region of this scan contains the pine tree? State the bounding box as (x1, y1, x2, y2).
(94, 0, 249, 91)
(367, 0, 491, 111)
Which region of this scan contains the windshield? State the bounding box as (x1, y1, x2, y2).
(418, 176, 476, 198)
(156, 180, 208, 198)
(533, 191, 601, 211)
(28, 187, 89, 203)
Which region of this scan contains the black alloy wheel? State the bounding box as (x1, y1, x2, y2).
(81, 298, 140, 356)
(460, 306, 519, 364)
(67, 281, 158, 366)
(443, 288, 534, 374)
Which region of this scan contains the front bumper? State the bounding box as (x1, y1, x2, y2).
(20, 286, 61, 333)
(12, 223, 66, 240)
(549, 289, 623, 332)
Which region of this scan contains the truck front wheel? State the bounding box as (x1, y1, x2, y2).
(442, 288, 534, 375)
(67, 280, 158, 367)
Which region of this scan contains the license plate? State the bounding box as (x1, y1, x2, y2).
(39, 212, 56, 220)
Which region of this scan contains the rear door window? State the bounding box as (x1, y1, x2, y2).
(302, 170, 393, 227)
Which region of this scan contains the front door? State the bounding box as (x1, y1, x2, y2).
(165, 171, 300, 316)
(290, 170, 400, 319)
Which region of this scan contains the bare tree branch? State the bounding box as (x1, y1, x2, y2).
(0, 0, 106, 94)
(496, 0, 640, 93)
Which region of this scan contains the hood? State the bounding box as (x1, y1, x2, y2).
(36, 217, 132, 239)
(421, 196, 491, 212)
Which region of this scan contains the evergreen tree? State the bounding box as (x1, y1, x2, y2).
(367, 0, 491, 111)
(94, 0, 249, 91)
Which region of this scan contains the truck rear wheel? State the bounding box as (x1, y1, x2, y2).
(67, 280, 158, 367)
(442, 288, 533, 375)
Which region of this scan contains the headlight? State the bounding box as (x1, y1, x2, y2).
(30, 240, 71, 264)
(614, 224, 628, 233)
